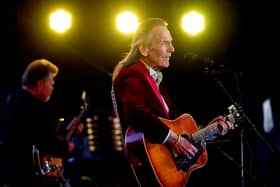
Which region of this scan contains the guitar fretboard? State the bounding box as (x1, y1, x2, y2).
(190, 123, 219, 144)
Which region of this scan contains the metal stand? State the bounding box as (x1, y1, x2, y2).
(206, 69, 275, 187)
(240, 126, 245, 187)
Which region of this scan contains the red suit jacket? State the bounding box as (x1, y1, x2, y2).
(113, 60, 178, 143)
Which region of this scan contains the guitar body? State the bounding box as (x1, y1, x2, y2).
(125, 114, 208, 187)
(32, 145, 66, 185)
(41, 155, 64, 182)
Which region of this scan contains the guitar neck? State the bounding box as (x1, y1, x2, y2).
(66, 124, 78, 141)
(190, 122, 220, 144)
(190, 107, 239, 145)
(65, 105, 87, 141)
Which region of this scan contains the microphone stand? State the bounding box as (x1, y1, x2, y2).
(205, 67, 275, 187)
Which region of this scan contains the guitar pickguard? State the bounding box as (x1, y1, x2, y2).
(174, 134, 205, 172)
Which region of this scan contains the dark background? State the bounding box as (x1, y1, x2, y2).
(1, 0, 279, 186)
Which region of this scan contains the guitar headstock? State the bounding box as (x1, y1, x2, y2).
(81, 90, 88, 108)
(225, 104, 242, 128)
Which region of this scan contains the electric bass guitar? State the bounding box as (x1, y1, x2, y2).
(125, 105, 241, 187)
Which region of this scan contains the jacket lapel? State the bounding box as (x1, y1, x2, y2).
(136, 61, 170, 118)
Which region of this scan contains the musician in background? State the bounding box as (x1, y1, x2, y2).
(112, 17, 234, 186)
(2, 58, 75, 186)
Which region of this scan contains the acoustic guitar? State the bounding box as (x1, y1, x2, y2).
(125, 105, 241, 187)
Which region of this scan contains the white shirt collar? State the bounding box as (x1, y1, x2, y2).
(141, 61, 163, 86)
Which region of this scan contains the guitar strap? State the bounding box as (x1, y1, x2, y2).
(111, 85, 126, 155)
(111, 85, 120, 120)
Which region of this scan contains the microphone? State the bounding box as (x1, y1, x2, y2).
(184, 52, 215, 66)
(183, 52, 225, 75)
